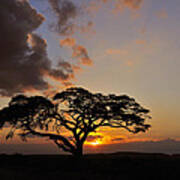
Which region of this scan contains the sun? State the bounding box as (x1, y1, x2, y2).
(89, 140, 102, 146)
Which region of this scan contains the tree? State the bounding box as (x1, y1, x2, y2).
(0, 87, 151, 157)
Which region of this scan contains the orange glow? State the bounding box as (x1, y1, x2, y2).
(90, 141, 100, 146)
(86, 139, 103, 146)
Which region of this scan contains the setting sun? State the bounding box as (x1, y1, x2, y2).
(90, 141, 100, 146)
(88, 140, 103, 146)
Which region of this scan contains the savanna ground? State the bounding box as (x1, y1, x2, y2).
(0, 152, 180, 180)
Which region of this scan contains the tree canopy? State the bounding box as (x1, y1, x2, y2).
(0, 87, 151, 157)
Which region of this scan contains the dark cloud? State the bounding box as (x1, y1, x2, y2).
(0, 0, 74, 96)
(0, 0, 143, 97)
(48, 0, 78, 35)
(48, 0, 95, 36)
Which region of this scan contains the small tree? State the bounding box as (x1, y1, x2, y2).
(0, 87, 151, 157)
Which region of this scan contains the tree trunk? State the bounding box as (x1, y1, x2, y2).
(73, 143, 83, 158)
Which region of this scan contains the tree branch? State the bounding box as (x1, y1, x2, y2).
(27, 127, 75, 151)
(54, 140, 72, 153)
(102, 123, 133, 131)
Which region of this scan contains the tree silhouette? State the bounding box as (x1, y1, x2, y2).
(0, 87, 151, 157)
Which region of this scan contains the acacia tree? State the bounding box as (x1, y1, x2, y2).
(0, 87, 151, 157)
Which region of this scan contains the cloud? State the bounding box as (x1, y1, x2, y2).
(48, 0, 78, 35)
(0, 0, 145, 97)
(60, 37, 76, 47)
(111, 137, 124, 142)
(87, 0, 144, 14)
(78, 21, 95, 34)
(86, 135, 104, 142)
(0, 0, 74, 96)
(48, 0, 144, 37)
(48, 0, 96, 37)
(48, 0, 94, 71)
(72, 45, 93, 66)
(122, 0, 144, 10)
(60, 37, 93, 66)
(72, 65, 82, 73)
(112, 0, 143, 14)
(86, 1, 102, 16)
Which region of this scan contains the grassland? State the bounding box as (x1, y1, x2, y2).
(0, 152, 179, 180)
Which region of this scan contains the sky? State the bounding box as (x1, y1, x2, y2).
(0, 0, 180, 154)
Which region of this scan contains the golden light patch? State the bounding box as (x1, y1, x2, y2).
(89, 139, 102, 146)
(84, 132, 104, 146)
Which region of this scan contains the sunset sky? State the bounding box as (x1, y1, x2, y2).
(0, 0, 180, 154)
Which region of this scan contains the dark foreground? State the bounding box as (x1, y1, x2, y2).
(0, 152, 180, 180)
